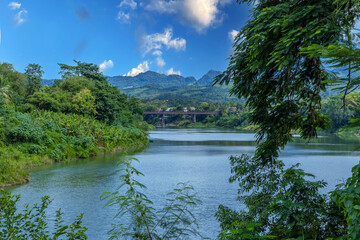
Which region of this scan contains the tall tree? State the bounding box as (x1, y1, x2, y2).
(0, 63, 27, 103)
(57, 61, 139, 126)
(0, 74, 11, 104)
(25, 63, 44, 96)
(214, 0, 355, 239)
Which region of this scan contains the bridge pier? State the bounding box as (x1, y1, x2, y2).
(193, 114, 196, 123)
(161, 114, 165, 128)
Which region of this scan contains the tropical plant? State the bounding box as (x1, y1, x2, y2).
(101, 158, 202, 240)
(0, 190, 87, 239)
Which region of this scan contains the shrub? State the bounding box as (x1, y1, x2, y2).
(0, 190, 88, 239)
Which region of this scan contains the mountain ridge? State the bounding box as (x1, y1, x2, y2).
(42, 70, 222, 89)
(107, 70, 220, 89)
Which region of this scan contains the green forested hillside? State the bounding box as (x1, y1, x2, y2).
(123, 84, 241, 103)
(193, 70, 222, 85)
(108, 71, 197, 89)
(0, 61, 150, 187)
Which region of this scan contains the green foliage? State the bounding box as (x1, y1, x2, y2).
(214, 0, 360, 239)
(0, 190, 87, 239)
(332, 162, 360, 239)
(215, 0, 341, 164)
(108, 71, 196, 89)
(321, 92, 360, 131)
(101, 158, 202, 240)
(27, 90, 63, 112)
(0, 63, 27, 104)
(72, 88, 97, 116)
(24, 61, 148, 129)
(125, 84, 240, 103)
(0, 59, 153, 186)
(25, 64, 44, 96)
(216, 155, 346, 239)
(143, 100, 250, 129)
(0, 100, 148, 186)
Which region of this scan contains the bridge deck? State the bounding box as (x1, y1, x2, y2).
(143, 111, 219, 115)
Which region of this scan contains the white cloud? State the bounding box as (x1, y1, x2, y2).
(99, 60, 114, 72)
(182, 0, 219, 32)
(145, 0, 179, 13)
(152, 50, 163, 56)
(166, 68, 181, 75)
(116, 11, 131, 23)
(117, 0, 137, 24)
(14, 9, 27, 26)
(8, 2, 21, 10)
(142, 28, 186, 56)
(156, 57, 166, 67)
(145, 0, 231, 32)
(125, 61, 149, 77)
(119, 0, 137, 9)
(229, 29, 239, 42)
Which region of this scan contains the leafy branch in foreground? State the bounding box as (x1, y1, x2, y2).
(101, 158, 202, 240)
(0, 189, 87, 239)
(332, 163, 360, 240)
(216, 155, 347, 240)
(214, 0, 360, 239)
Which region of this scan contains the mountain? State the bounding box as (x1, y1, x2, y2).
(122, 84, 241, 103)
(194, 70, 222, 86)
(108, 71, 197, 89)
(41, 70, 221, 89)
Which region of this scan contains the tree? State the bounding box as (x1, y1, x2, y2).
(0, 63, 28, 104)
(72, 88, 97, 116)
(0, 74, 11, 104)
(25, 63, 44, 96)
(58, 60, 99, 79)
(214, 0, 356, 239)
(57, 61, 141, 126)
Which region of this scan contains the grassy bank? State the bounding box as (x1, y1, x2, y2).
(0, 107, 149, 187)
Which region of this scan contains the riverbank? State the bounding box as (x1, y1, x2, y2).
(0, 110, 150, 188)
(0, 143, 149, 188)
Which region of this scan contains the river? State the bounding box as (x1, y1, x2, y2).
(8, 128, 360, 239)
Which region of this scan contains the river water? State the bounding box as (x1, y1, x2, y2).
(8, 128, 360, 239)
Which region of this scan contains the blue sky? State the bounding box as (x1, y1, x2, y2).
(0, 0, 251, 79)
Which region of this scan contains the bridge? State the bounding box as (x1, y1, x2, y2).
(143, 111, 219, 127)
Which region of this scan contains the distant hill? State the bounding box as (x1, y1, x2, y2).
(122, 84, 242, 103)
(39, 70, 241, 103)
(194, 70, 221, 86)
(41, 70, 222, 89)
(108, 71, 197, 89)
(41, 69, 341, 103)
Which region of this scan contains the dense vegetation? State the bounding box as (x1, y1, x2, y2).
(124, 84, 241, 103)
(142, 99, 251, 129)
(214, 0, 360, 239)
(0, 61, 150, 187)
(108, 71, 196, 89)
(141, 92, 360, 132)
